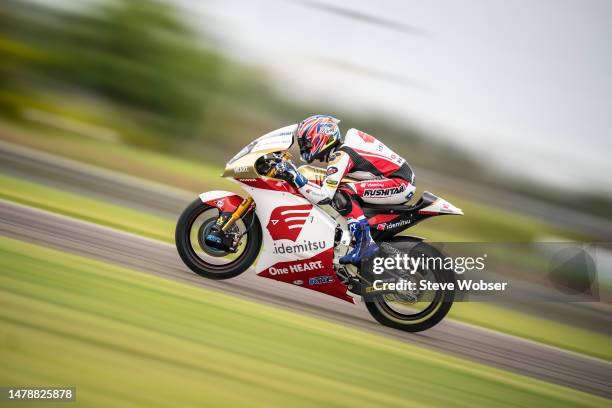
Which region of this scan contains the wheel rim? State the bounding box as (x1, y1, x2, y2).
(185, 207, 251, 270)
(375, 265, 446, 323)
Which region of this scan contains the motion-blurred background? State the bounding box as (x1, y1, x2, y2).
(1, 1, 611, 406)
(2, 0, 611, 238)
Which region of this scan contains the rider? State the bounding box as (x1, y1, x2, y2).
(275, 115, 416, 265)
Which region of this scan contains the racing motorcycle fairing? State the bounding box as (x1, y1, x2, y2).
(419, 195, 463, 215)
(364, 191, 463, 240)
(241, 181, 354, 303)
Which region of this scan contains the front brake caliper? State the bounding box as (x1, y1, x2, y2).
(204, 213, 236, 252)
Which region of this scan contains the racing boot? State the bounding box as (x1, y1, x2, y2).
(339, 218, 379, 265)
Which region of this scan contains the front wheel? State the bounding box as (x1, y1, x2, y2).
(363, 241, 455, 332)
(175, 198, 262, 280)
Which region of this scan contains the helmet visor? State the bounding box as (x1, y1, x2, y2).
(299, 134, 312, 162)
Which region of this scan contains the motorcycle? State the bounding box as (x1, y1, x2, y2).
(175, 125, 464, 332)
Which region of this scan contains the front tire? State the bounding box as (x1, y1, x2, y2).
(175, 199, 262, 280)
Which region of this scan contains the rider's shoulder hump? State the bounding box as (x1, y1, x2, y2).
(345, 128, 376, 145)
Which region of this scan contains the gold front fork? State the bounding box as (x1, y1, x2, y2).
(221, 196, 253, 232)
(221, 154, 288, 232)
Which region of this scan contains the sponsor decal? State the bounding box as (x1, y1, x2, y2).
(363, 184, 406, 198)
(383, 218, 412, 230)
(377, 223, 386, 231)
(406, 191, 414, 200)
(214, 199, 225, 209)
(272, 240, 326, 254)
(234, 165, 249, 173)
(326, 166, 338, 176)
(361, 182, 384, 188)
(325, 179, 339, 187)
(309, 276, 334, 285)
(258, 248, 355, 303)
(266, 204, 313, 241)
(269, 260, 324, 275)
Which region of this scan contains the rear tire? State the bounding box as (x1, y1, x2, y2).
(363, 241, 455, 332)
(175, 199, 262, 280)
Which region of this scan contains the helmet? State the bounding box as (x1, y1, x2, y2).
(296, 115, 341, 163)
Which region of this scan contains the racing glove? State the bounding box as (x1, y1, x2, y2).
(275, 160, 307, 188)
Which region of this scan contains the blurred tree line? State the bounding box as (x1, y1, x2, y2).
(0, 0, 235, 138)
(0, 0, 475, 169)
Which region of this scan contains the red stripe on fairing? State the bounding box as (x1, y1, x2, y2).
(417, 210, 440, 215)
(368, 214, 400, 225)
(237, 178, 302, 195)
(204, 194, 244, 213)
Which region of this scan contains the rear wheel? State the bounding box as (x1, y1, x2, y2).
(175, 199, 262, 279)
(363, 241, 455, 332)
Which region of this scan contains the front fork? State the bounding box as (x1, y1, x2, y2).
(206, 197, 255, 252)
(220, 196, 254, 232)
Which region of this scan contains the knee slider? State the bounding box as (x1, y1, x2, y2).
(332, 190, 352, 216)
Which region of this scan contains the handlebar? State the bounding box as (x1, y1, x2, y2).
(258, 152, 292, 178)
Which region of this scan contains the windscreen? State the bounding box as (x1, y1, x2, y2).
(228, 124, 297, 164)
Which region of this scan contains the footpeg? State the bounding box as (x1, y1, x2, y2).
(346, 277, 362, 295)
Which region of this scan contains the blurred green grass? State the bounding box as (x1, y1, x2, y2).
(2, 164, 610, 361)
(0, 174, 174, 243)
(0, 121, 230, 193)
(1, 236, 608, 408)
(449, 304, 612, 361)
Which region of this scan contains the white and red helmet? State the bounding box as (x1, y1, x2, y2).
(296, 115, 341, 163)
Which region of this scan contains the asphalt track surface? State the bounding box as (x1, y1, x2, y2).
(1, 200, 611, 398)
